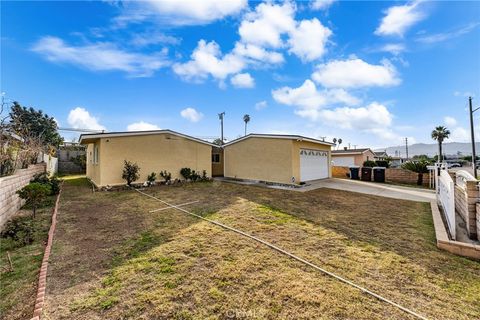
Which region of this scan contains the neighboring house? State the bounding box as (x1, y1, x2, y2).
(223, 134, 333, 185)
(374, 151, 388, 161)
(331, 148, 376, 167)
(79, 130, 215, 187)
(390, 157, 407, 168)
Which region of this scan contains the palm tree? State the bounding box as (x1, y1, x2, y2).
(243, 114, 250, 136)
(431, 126, 451, 162)
(337, 138, 342, 150)
(402, 160, 430, 185)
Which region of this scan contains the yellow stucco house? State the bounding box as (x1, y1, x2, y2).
(223, 134, 333, 185)
(79, 130, 215, 187)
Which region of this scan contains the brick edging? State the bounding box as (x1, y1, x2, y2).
(31, 186, 62, 320)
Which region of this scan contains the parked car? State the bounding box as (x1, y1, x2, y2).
(447, 163, 461, 168)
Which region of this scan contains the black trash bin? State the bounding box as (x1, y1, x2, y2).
(349, 166, 360, 180)
(361, 167, 372, 181)
(373, 167, 386, 183)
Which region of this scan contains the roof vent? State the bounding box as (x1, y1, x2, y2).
(344, 147, 348, 151)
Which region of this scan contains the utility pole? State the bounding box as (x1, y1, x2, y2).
(405, 137, 409, 160)
(218, 112, 225, 144)
(469, 96, 478, 178)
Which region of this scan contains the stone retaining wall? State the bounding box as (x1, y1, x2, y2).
(0, 164, 46, 229)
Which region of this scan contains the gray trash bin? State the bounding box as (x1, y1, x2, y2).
(349, 166, 360, 180)
(373, 167, 386, 183)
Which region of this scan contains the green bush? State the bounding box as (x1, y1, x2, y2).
(122, 160, 140, 186)
(31, 172, 60, 195)
(363, 160, 376, 167)
(147, 172, 156, 186)
(1, 216, 35, 247)
(159, 170, 172, 183)
(17, 182, 51, 218)
(375, 160, 390, 168)
(180, 168, 192, 180)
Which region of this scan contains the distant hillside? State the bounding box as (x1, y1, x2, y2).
(375, 142, 480, 157)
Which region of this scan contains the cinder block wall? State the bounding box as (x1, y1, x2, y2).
(332, 166, 431, 186)
(0, 164, 46, 230)
(385, 168, 431, 186)
(455, 180, 478, 239)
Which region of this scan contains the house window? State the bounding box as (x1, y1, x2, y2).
(212, 153, 220, 163)
(93, 145, 99, 164)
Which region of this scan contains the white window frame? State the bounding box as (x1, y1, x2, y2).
(93, 144, 99, 165)
(212, 153, 220, 163)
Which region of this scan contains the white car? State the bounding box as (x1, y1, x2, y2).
(447, 163, 461, 168)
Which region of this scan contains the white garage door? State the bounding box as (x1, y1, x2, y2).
(300, 149, 329, 181)
(332, 156, 355, 167)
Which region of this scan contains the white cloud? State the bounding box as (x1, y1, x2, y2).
(272, 79, 360, 120)
(32, 36, 169, 77)
(416, 22, 479, 44)
(379, 43, 406, 55)
(444, 116, 457, 127)
(311, 0, 336, 11)
(288, 18, 332, 62)
(375, 1, 425, 37)
(312, 58, 401, 88)
(173, 40, 244, 81)
(255, 100, 268, 110)
(238, 1, 296, 48)
(230, 73, 255, 88)
(130, 31, 181, 47)
(232, 42, 284, 64)
(67, 107, 106, 130)
(448, 127, 469, 142)
(180, 107, 204, 122)
(126, 121, 160, 131)
(454, 91, 474, 97)
(319, 102, 393, 130)
(114, 0, 247, 27)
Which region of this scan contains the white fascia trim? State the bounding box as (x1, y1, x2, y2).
(79, 129, 215, 147)
(223, 134, 334, 147)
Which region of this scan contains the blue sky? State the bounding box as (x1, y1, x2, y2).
(1, 0, 479, 148)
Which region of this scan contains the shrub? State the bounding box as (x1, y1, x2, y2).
(122, 160, 140, 186)
(180, 168, 192, 180)
(190, 170, 201, 182)
(1, 216, 35, 247)
(363, 160, 376, 167)
(201, 170, 208, 181)
(147, 172, 157, 186)
(375, 160, 390, 168)
(31, 172, 60, 195)
(402, 160, 429, 185)
(159, 170, 172, 183)
(16, 182, 51, 218)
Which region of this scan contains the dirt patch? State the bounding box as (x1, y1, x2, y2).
(44, 179, 480, 320)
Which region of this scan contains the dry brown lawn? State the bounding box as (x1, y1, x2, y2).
(43, 178, 480, 320)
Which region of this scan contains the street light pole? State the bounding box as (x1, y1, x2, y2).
(469, 97, 478, 178)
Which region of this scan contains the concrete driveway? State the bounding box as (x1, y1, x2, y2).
(299, 178, 436, 202)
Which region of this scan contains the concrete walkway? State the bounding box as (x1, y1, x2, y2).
(281, 178, 435, 202)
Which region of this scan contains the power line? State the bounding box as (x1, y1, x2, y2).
(58, 127, 104, 133)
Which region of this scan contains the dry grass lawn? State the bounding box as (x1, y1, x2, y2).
(43, 178, 480, 320)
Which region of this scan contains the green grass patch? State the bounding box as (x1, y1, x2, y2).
(257, 205, 296, 225)
(0, 203, 54, 319)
